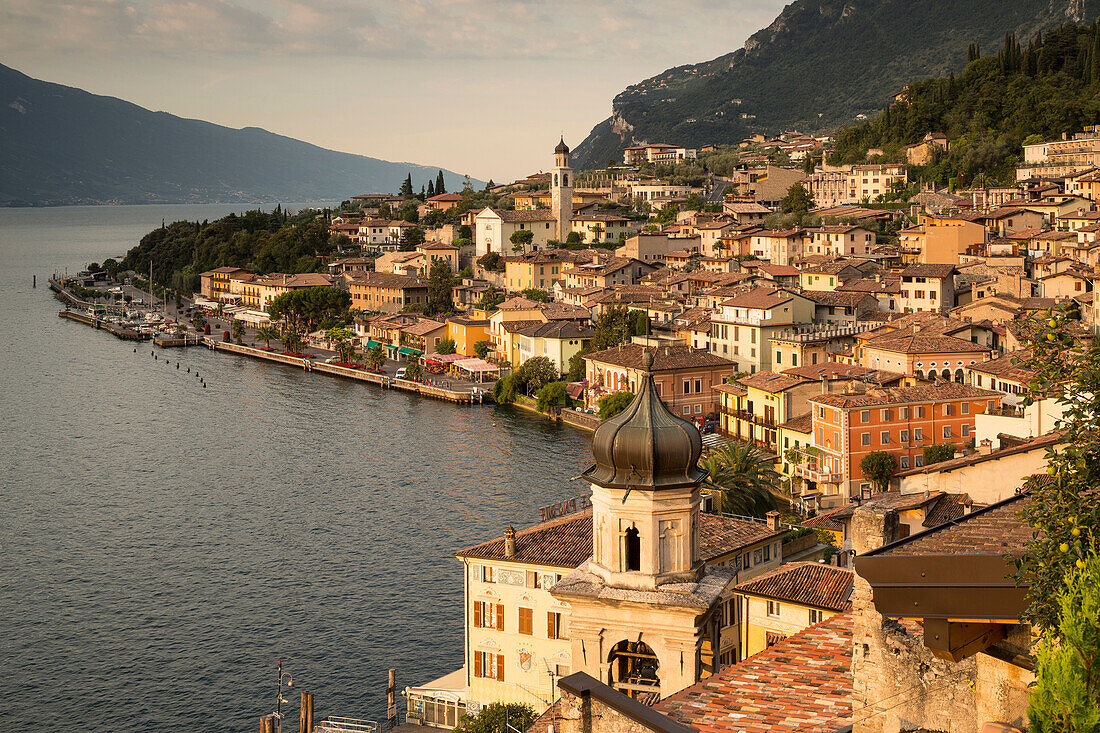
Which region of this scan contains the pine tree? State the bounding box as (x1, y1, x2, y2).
(399, 173, 413, 197)
(436, 170, 446, 194)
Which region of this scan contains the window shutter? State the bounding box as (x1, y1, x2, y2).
(474, 652, 482, 678)
(496, 654, 504, 681)
(473, 602, 481, 628)
(547, 612, 555, 639)
(496, 604, 504, 631)
(526, 571, 537, 588)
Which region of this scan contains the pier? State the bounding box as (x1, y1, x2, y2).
(58, 309, 151, 341)
(207, 339, 488, 405)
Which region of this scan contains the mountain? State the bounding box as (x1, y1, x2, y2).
(0, 63, 478, 206)
(572, 0, 1091, 169)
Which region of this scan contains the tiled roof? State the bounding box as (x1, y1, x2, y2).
(350, 271, 424, 288)
(874, 492, 1035, 557)
(736, 562, 854, 611)
(584, 343, 736, 371)
(864, 330, 992, 355)
(809, 382, 1001, 409)
(801, 290, 876, 307)
(655, 613, 852, 733)
(779, 413, 813, 433)
(896, 432, 1060, 478)
(454, 509, 782, 569)
(738, 371, 804, 393)
(495, 209, 558, 223)
(780, 364, 904, 384)
(800, 505, 847, 533)
(968, 349, 1033, 382)
(719, 287, 796, 310)
(511, 321, 595, 340)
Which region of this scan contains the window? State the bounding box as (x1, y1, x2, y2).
(916, 406, 925, 418)
(517, 607, 533, 635)
(625, 526, 641, 571)
(695, 404, 702, 413)
(809, 609, 824, 625)
(474, 651, 503, 681)
(861, 432, 870, 446)
(900, 407, 909, 419)
(860, 410, 870, 423)
(682, 406, 690, 415)
(914, 428, 924, 441)
(881, 431, 890, 444)
(481, 565, 495, 583)
(915, 455, 925, 467)
(962, 402, 969, 414)
(766, 601, 781, 618)
(962, 424, 970, 437)
(753, 548, 763, 565)
(900, 430, 909, 443)
(882, 409, 892, 421)
(943, 404, 953, 416)
(943, 426, 952, 439)
(695, 378, 702, 393)
(548, 612, 568, 640)
(900, 456, 910, 469)
(473, 601, 503, 630)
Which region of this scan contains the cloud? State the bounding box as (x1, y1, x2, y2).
(0, 0, 783, 64)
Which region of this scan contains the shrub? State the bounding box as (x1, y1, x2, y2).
(598, 391, 634, 420)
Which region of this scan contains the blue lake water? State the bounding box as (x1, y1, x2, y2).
(0, 204, 593, 732)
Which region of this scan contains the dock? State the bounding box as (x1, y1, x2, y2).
(153, 333, 203, 347)
(59, 309, 151, 341)
(207, 339, 489, 405)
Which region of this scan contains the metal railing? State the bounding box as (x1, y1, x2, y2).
(316, 718, 380, 733)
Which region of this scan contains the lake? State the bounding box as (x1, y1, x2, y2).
(0, 204, 593, 732)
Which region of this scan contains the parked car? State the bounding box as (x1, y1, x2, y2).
(395, 367, 407, 379)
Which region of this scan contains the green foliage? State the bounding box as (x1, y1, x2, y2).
(513, 356, 558, 395)
(254, 324, 278, 349)
(280, 325, 304, 355)
(399, 173, 413, 197)
(831, 22, 1100, 186)
(781, 182, 814, 220)
(598, 390, 634, 420)
(406, 361, 422, 380)
(520, 288, 550, 302)
(266, 286, 351, 331)
(120, 208, 331, 293)
(509, 229, 534, 252)
(427, 259, 455, 315)
(477, 252, 505, 272)
(859, 450, 897, 492)
(493, 374, 516, 404)
(923, 443, 956, 465)
(398, 225, 425, 250)
(591, 305, 644, 351)
(455, 703, 536, 733)
(436, 338, 457, 355)
(476, 286, 506, 310)
(1014, 309, 1100, 633)
(232, 319, 245, 344)
(473, 340, 491, 359)
(536, 381, 568, 412)
(366, 344, 386, 370)
(1027, 552, 1100, 733)
(325, 327, 358, 363)
(564, 231, 583, 248)
(701, 443, 780, 518)
(566, 349, 588, 382)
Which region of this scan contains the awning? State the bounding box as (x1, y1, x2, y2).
(383, 342, 399, 350)
(365, 339, 381, 348)
(398, 346, 421, 356)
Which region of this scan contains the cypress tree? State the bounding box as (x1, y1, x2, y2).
(399, 173, 413, 197)
(436, 170, 446, 194)
(427, 179, 435, 197)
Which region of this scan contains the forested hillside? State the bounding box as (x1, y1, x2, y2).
(573, 0, 1089, 169)
(119, 208, 333, 294)
(830, 22, 1100, 185)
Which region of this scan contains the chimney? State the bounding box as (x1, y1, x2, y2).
(504, 526, 516, 557)
(766, 510, 781, 531)
(977, 439, 993, 456)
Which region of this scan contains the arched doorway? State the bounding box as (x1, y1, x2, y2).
(915, 369, 924, 380)
(607, 640, 660, 702)
(954, 369, 964, 383)
(941, 369, 951, 381)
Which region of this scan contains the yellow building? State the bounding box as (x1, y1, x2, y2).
(503, 252, 574, 292)
(734, 562, 853, 657)
(446, 316, 491, 357)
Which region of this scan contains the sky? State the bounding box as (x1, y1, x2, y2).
(0, 0, 787, 182)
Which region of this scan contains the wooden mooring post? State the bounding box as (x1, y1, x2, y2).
(387, 668, 397, 730)
(299, 692, 314, 733)
(260, 714, 276, 733)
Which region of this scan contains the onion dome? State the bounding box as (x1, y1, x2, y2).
(555, 137, 570, 155)
(583, 351, 707, 490)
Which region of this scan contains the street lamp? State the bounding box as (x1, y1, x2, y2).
(274, 660, 295, 733)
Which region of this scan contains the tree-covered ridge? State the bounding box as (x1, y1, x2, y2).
(830, 21, 1100, 185)
(119, 207, 334, 294)
(573, 0, 1086, 170)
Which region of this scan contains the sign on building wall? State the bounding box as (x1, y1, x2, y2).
(539, 493, 592, 522)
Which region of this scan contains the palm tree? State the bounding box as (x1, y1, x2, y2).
(255, 324, 278, 349)
(703, 443, 781, 519)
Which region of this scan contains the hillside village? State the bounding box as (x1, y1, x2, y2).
(186, 125, 1100, 733)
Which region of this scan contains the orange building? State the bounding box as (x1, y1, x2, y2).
(798, 383, 1002, 506)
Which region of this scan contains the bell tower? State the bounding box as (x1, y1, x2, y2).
(551, 137, 573, 242)
(552, 351, 730, 701)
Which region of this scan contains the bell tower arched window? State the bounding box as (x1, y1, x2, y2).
(625, 527, 641, 571)
(563, 173, 569, 186)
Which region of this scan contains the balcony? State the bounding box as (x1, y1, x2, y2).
(720, 407, 778, 429)
(795, 464, 842, 484)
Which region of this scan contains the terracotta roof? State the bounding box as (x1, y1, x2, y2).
(873, 492, 1035, 557)
(480, 208, 557, 223)
(895, 431, 1060, 478)
(655, 613, 852, 733)
(968, 349, 1033, 382)
(584, 343, 736, 371)
(735, 562, 854, 611)
(800, 506, 847, 533)
(864, 330, 992, 355)
(510, 321, 595, 340)
(454, 509, 781, 568)
(427, 193, 462, 202)
(809, 382, 1001, 409)
(719, 287, 796, 310)
(779, 413, 813, 433)
(738, 371, 804, 393)
(802, 290, 876, 308)
(400, 319, 446, 336)
(350, 271, 425, 289)
(780, 364, 904, 384)
(901, 263, 956, 278)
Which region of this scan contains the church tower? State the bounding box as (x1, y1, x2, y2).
(552, 351, 729, 702)
(551, 137, 573, 242)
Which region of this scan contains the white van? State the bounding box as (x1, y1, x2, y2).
(395, 367, 407, 379)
